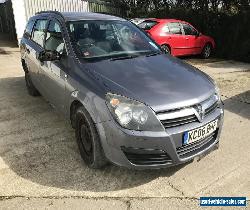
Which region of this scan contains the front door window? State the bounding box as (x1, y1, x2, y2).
(45, 20, 65, 54)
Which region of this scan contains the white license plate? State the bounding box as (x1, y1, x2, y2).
(183, 120, 218, 144)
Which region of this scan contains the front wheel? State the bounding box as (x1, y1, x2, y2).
(75, 106, 108, 169)
(201, 44, 212, 59)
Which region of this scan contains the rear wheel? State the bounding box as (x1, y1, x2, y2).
(75, 106, 107, 169)
(201, 43, 212, 59)
(161, 44, 171, 54)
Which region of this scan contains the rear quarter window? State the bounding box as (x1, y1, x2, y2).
(138, 20, 158, 30)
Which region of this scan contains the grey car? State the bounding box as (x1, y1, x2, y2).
(20, 11, 224, 169)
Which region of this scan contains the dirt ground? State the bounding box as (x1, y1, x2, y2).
(0, 39, 249, 210)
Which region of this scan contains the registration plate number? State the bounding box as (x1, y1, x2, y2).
(183, 120, 218, 145)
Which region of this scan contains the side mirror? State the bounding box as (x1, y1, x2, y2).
(38, 50, 61, 62)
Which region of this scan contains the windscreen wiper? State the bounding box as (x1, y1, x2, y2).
(110, 55, 138, 61)
(145, 51, 162, 57)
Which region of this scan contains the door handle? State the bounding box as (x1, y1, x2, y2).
(64, 74, 68, 79)
(26, 48, 30, 54)
(186, 38, 189, 40)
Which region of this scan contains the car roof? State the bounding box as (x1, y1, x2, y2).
(35, 11, 125, 21)
(143, 18, 188, 24)
(62, 12, 125, 21)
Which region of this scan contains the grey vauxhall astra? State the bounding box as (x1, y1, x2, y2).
(20, 11, 224, 169)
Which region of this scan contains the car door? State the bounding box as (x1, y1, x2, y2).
(181, 23, 202, 55)
(41, 18, 68, 113)
(27, 19, 48, 89)
(164, 22, 187, 56)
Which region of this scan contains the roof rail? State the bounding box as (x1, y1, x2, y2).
(35, 10, 64, 19)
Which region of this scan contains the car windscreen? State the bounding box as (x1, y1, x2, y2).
(67, 20, 161, 62)
(138, 20, 158, 30)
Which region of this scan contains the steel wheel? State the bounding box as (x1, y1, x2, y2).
(25, 73, 32, 88)
(78, 117, 94, 164)
(75, 106, 107, 168)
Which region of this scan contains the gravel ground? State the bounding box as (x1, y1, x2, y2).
(0, 41, 249, 210)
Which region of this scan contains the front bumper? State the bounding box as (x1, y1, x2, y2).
(96, 106, 224, 169)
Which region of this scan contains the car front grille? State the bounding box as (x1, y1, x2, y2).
(122, 147, 172, 165)
(160, 114, 198, 128)
(205, 101, 218, 116)
(176, 130, 218, 159)
(157, 95, 219, 129)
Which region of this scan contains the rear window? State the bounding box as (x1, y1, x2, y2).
(138, 20, 158, 30)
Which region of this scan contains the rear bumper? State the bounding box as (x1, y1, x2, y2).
(96, 106, 224, 169)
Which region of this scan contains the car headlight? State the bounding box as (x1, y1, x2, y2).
(215, 84, 221, 101)
(106, 93, 165, 131)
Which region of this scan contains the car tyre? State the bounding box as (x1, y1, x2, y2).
(161, 44, 171, 54)
(201, 43, 212, 59)
(75, 106, 108, 169)
(25, 72, 40, 96)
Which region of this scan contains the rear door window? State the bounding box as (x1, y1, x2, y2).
(138, 20, 158, 30)
(161, 25, 170, 33)
(167, 22, 182, 35)
(31, 19, 48, 47)
(24, 19, 35, 38)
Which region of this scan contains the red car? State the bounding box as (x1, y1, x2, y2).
(138, 19, 215, 58)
